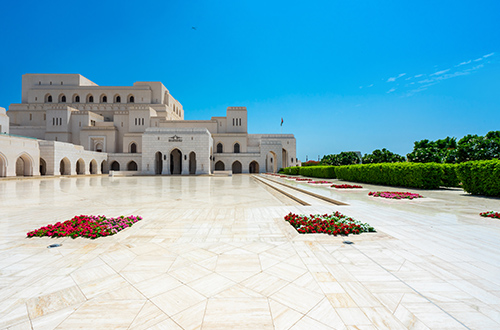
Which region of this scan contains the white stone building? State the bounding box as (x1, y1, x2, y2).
(2, 73, 297, 177)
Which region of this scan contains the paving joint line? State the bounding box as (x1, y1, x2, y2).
(345, 243, 472, 330)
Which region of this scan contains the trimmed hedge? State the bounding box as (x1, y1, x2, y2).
(282, 166, 300, 175)
(335, 163, 446, 189)
(456, 159, 500, 196)
(298, 166, 336, 179)
(282, 163, 460, 189)
(282, 166, 336, 178)
(440, 164, 460, 187)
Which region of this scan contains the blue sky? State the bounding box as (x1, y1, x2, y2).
(1, 0, 499, 161)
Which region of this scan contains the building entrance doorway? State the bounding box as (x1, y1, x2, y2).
(155, 152, 163, 174)
(170, 149, 182, 174)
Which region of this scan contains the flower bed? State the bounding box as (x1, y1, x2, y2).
(27, 215, 142, 239)
(332, 184, 363, 189)
(308, 180, 332, 184)
(480, 211, 500, 219)
(368, 191, 423, 200)
(284, 211, 375, 236)
(295, 178, 312, 182)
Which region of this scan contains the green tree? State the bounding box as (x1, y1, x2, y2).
(456, 131, 500, 162)
(407, 137, 457, 163)
(321, 152, 360, 166)
(362, 148, 405, 164)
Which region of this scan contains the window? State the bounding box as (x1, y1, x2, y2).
(47, 95, 52, 103)
(88, 95, 94, 103)
(141, 118, 144, 125)
(130, 143, 137, 153)
(115, 95, 121, 103)
(234, 143, 240, 153)
(217, 143, 223, 153)
(61, 82, 63, 85)
(44, 114, 46, 120)
(129, 95, 134, 103)
(239, 118, 241, 126)
(61, 95, 66, 103)
(75, 95, 80, 103)
(101, 95, 107, 103)
(233, 118, 235, 126)
(38, 81, 41, 85)
(135, 118, 137, 125)
(29, 114, 32, 121)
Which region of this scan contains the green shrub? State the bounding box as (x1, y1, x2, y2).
(440, 164, 460, 187)
(299, 166, 336, 178)
(283, 166, 300, 175)
(335, 163, 445, 189)
(281, 165, 336, 178)
(456, 159, 500, 196)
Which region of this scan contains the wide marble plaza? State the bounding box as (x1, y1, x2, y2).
(1, 174, 500, 329)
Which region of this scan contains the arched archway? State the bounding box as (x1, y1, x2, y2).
(170, 149, 182, 175)
(266, 151, 278, 173)
(101, 160, 109, 174)
(128, 95, 135, 103)
(189, 152, 196, 175)
(234, 143, 240, 153)
(114, 95, 121, 103)
(216, 143, 223, 153)
(60, 158, 71, 175)
(86, 94, 94, 103)
(111, 161, 120, 171)
(155, 152, 163, 174)
(40, 158, 47, 175)
(0, 153, 7, 177)
(58, 94, 66, 103)
(127, 161, 138, 171)
(73, 94, 80, 103)
(215, 161, 225, 171)
(89, 159, 98, 174)
(95, 143, 103, 152)
(15, 154, 33, 176)
(232, 161, 242, 174)
(45, 94, 52, 103)
(249, 161, 259, 173)
(100, 94, 107, 103)
(76, 159, 85, 175)
(130, 142, 137, 153)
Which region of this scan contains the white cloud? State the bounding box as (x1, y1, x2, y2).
(367, 84, 373, 87)
(456, 60, 471, 67)
(414, 74, 424, 78)
(387, 73, 406, 82)
(483, 52, 494, 58)
(473, 57, 483, 62)
(386, 87, 396, 93)
(431, 69, 450, 76)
